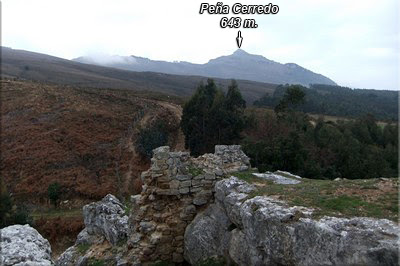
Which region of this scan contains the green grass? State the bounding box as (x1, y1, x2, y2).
(87, 259, 105, 266)
(232, 170, 398, 222)
(31, 208, 82, 220)
(232, 169, 262, 182)
(77, 243, 91, 254)
(123, 201, 132, 216)
(188, 166, 204, 177)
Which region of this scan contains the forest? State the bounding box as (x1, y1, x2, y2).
(254, 84, 398, 121)
(182, 81, 398, 180)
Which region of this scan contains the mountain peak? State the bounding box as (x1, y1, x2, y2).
(73, 49, 336, 86)
(232, 49, 249, 56)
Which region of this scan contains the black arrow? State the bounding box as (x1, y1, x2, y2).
(236, 31, 243, 48)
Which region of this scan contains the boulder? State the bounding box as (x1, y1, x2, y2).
(185, 177, 400, 266)
(184, 203, 231, 264)
(0, 224, 53, 266)
(83, 194, 128, 246)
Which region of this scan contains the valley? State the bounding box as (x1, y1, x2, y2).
(0, 47, 398, 265)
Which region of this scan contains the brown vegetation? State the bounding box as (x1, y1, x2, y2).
(1, 80, 184, 203)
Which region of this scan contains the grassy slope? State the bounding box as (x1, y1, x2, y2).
(1, 80, 184, 202)
(233, 170, 398, 222)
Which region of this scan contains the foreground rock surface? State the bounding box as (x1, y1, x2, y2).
(56, 194, 128, 266)
(0, 224, 53, 266)
(83, 194, 129, 245)
(184, 177, 399, 266)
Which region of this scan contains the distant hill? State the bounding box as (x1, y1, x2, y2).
(0, 47, 277, 105)
(73, 49, 336, 86)
(254, 84, 398, 121)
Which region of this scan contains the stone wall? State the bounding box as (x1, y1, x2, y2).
(126, 145, 250, 263)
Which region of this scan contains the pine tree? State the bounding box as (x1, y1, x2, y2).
(181, 79, 246, 156)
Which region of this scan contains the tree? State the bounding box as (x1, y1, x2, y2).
(48, 182, 61, 208)
(225, 80, 246, 110)
(181, 79, 217, 155)
(1, 181, 32, 228)
(274, 85, 305, 114)
(181, 79, 246, 156)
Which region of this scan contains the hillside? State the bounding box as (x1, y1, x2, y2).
(1, 47, 277, 105)
(74, 49, 337, 86)
(254, 84, 399, 121)
(0, 79, 185, 203)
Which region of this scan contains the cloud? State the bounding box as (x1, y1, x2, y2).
(1, 0, 399, 90)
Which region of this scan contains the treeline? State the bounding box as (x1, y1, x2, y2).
(254, 84, 398, 121)
(181, 82, 398, 180)
(243, 111, 398, 180)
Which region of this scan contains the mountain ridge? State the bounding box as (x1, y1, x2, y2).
(74, 49, 336, 86)
(0, 47, 277, 105)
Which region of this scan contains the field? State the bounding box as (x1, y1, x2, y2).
(233, 170, 398, 222)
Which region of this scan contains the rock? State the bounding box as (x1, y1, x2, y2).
(56, 246, 80, 266)
(83, 194, 128, 245)
(139, 221, 156, 233)
(184, 204, 232, 264)
(193, 190, 212, 206)
(185, 176, 400, 266)
(253, 172, 301, 184)
(153, 146, 170, 160)
(275, 170, 302, 179)
(75, 228, 104, 245)
(0, 224, 53, 266)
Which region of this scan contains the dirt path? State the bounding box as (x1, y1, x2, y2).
(121, 99, 186, 195)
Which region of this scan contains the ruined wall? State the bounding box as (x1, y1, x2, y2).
(126, 145, 250, 263)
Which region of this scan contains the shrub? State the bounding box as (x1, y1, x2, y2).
(47, 182, 62, 208)
(136, 120, 169, 159)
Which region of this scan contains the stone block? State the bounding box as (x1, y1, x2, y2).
(139, 221, 156, 233)
(153, 146, 170, 159)
(193, 190, 213, 206)
(190, 187, 202, 193)
(179, 187, 190, 194)
(176, 175, 191, 181)
(169, 180, 180, 189)
(215, 168, 224, 176)
(191, 179, 202, 186)
(179, 180, 192, 188)
(158, 182, 170, 189)
(205, 173, 216, 180)
(193, 174, 204, 180)
(157, 175, 171, 182)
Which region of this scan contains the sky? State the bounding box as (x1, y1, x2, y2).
(1, 0, 399, 90)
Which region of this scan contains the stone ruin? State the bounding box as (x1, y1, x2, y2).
(4, 144, 398, 266)
(127, 145, 250, 263)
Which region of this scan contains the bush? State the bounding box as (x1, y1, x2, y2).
(47, 182, 62, 208)
(136, 120, 169, 159)
(0, 193, 32, 228)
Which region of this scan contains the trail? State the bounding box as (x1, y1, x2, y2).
(121, 99, 186, 195)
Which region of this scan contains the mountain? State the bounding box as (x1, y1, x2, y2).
(74, 49, 336, 86)
(1, 47, 277, 104)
